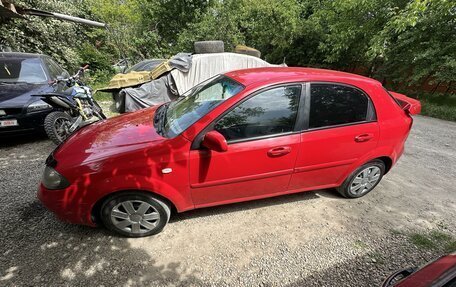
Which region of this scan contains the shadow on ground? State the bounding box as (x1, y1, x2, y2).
(170, 188, 340, 223)
(0, 132, 49, 148)
(1, 188, 340, 286)
(286, 235, 444, 287)
(1, 200, 206, 286)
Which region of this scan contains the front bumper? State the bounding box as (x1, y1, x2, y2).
(0, 108, 50, 135)
(37, 183, 96, 227)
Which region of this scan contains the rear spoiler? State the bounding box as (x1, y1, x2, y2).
(388, 91, 421, 115)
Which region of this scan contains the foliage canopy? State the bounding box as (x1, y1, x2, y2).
(0, 0, 454, 95)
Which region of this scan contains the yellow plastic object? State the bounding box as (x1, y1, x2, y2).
(98, 71, 152, 91)
(98, 60, 173, 92)
(150, 60, 172, 80)
(234, 45, 261, 58)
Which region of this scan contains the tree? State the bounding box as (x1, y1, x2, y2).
(369, 0, 456, 93)
(0, 0, 90, 70)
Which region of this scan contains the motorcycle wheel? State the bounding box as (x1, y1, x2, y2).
(44, 111, 73, 145)
(93, 101, 107, 119)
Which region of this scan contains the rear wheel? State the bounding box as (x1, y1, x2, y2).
(337, 160, 385, 198)
(100, 192, 171, 237)
(44, 111, 73, 145)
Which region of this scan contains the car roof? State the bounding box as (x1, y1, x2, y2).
(224, 67, 381, 87)
(0, 52, 46, 59)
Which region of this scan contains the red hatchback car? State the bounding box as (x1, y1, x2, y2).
(38, 67, 420, 237)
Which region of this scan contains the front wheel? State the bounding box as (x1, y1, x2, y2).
(100, 192, 171, 237)
(44, 111, 73, 145)
(93, 101, 107, 119)
(337, 160, 386, 198)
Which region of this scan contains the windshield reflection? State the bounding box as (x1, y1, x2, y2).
(163, 75, 244, 138)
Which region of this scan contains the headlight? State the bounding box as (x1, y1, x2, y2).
(27, 100, 52, 113)
(42, 166, 70, 190)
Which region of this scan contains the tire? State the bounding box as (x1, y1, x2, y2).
(337, 159, 386, 198)
(234, 45, 261, 58)
(112, 91, 125, 113)
(194, 40, 224, 54)
(93, 101, 107, 119)
(100, 192, 171, 237)
(44, 111, 73, 145)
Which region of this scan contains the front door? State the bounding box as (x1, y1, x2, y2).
(190, 85, 303, 207)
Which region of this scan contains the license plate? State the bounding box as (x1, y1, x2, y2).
(0, 119, 18, 127)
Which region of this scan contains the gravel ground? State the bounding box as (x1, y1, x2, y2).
(0, 115, 455, 287)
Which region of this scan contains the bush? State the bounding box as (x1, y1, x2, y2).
(78, 43, 114, 73)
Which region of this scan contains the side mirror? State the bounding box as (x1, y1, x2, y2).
(201, 131, 228, 152)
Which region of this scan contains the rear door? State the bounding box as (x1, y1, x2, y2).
(289, 83, 379, 190)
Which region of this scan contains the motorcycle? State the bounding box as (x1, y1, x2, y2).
(36, 65, 107, 144)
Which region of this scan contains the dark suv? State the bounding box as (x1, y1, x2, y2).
(0, 52, 69, 136)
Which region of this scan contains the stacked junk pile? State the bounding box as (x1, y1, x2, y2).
(99, 41, 283, 113)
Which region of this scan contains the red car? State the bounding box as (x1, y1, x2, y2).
(38, 67, 421, 237)
(382, 253, 456, 287)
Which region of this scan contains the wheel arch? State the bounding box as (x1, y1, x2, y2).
(91, 189, 178, 225)
(376, 156, 393, 174)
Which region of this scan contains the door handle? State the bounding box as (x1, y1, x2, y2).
(354, 133, 374, 142)
(267, 146, 291, 157)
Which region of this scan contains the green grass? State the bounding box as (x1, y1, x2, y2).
(419, 93, 456, 122)
(369, 251, 385, 264)
(354, 240, 368, 249)
(93, 90, 114, 102)
(85, 70, 116, 102)
(408, 231, 456, 253)
(410, 233, 436, 249)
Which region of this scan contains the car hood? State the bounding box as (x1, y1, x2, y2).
(0, 83, 52, 108)
(54, 106, 165, 167)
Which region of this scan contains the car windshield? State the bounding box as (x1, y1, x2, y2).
(0, 57, 48, 84)
(160, 75, 244, 138)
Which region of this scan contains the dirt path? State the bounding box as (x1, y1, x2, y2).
(0, 115, 455, 286)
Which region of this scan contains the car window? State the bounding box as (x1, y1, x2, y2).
(309, 83, 370, 129)
(126, 59, 165, 72)
(45, 58, 69, 79)
(164, 75, 244, 138)
(0, 57, 48, 83)
(215, 85, 301, 142)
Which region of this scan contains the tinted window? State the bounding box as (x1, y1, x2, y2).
(215, 85, 301, 141)
(309, 84, 369, 129)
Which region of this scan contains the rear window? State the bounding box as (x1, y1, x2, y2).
(384, 88, 404, 108)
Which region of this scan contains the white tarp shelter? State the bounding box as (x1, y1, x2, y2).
(122, 52, 278, 112)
